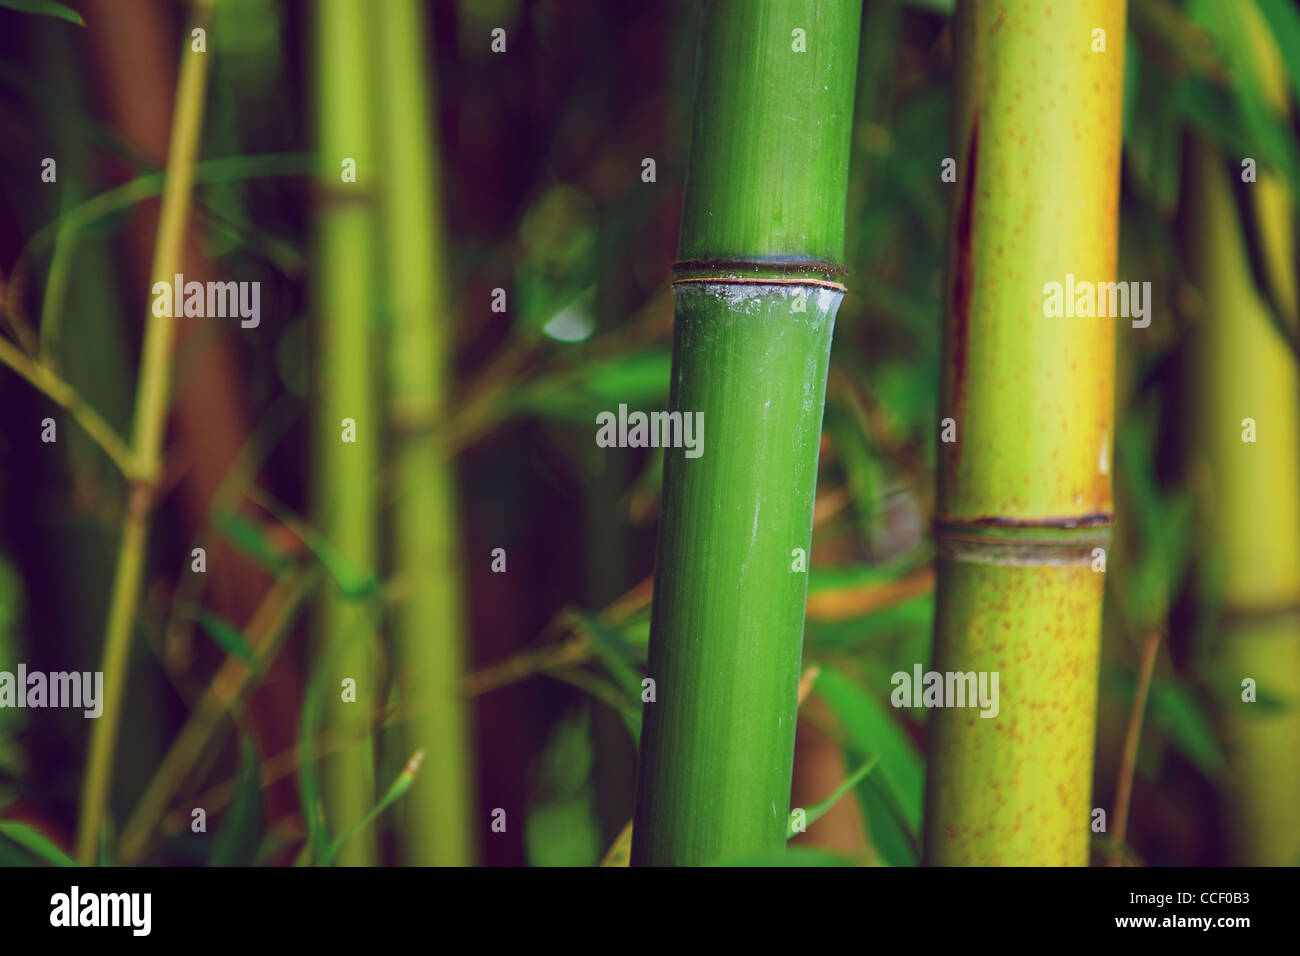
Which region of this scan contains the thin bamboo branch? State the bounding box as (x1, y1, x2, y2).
(1109, 627, 1160, 867)
(0, 335, 140, 477)
(75, 0, 216, 864)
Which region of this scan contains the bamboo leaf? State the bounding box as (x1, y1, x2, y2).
(302, 534, 381, 601)
(209, 737, 262, 866)
(547, 668, 641, 745)
(805, 597, 933, 652)
(823, 403, 884, 539)
(815, 665, 922, 865)
(1103, 669, 1225, 776)
(245, 491, 380, 600)
(519, 350, 672, 422)
(297, 657, 332, 866)
(856, 783, 917, 867)
(296, 600, 384, 865)
(0, 822, 79, 867)
(0, 0, 83, 26)
(806, 554, 931, 596)
(815, 666, 923, 829)
(185, 607, 263, 672)
(788, 755, 879, 839)
(214, 509, 293, 573)
(1115, 418, 1194, 630)
(579, 351, 671, 406)
(1147, 680, 1226, 775)
(569, 611, 644, 702)
(320, 751, 425, 866)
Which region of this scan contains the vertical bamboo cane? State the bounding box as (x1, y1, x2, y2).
(923, 0, 1126, 866)
(1188, 4, 1300, 865)
(374, 0, 475, 866)
(314, 0, 378, 866)
(631, 0, 863, 866)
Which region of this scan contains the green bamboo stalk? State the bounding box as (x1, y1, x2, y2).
(923, 0, 1126, 866)
(630, 0, 862, 866)
(1188, 5, 1300, 865)
(314, 0, 379, 866)
(75, 0, 216, 864)
(373, 0, 475, 866)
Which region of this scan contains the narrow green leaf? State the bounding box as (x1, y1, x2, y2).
(0, 822, 79, 867)
(519, 350, 672, 423)
(815, 666, 923, 831)
(297, 660, 331, 866)
(856, 780, 918, 867)
(815, 665, 923, 865)
(788, 755, 879, 838)
(209, 737, 262, 866)
(806, 556, 925, 595)
(570, 611, 644, 701)
(321, 751, 424, 866)
(186, 607, 262, 672)
(1105, 669, 1226, 775)
(214, 510, 293, 573)
(823, 403, 884, 538)
(0, 0, 84, 27)
(804, 595, 933, 652)
(300, 533, 380, 601)
(546, 667, 642, 746)
(1147, 680, 1226, 775)
(296, 600, 385, 865)
(246, 494, 378, 600)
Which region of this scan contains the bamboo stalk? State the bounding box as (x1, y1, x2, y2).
(75, 0, 216, 864)
(373, 0, 475, 866)
(1186, 115, 1300, 864)
(313, 0, 379, 866)
(630, 0, 863, 866)
(923, 0, 1126, 866)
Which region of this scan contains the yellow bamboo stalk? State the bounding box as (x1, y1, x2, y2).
(924, 0, 1127, 866)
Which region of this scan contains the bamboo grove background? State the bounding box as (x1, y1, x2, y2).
(0, 0, 1298, 866)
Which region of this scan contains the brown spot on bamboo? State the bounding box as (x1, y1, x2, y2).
(945, 120, 979, 491)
